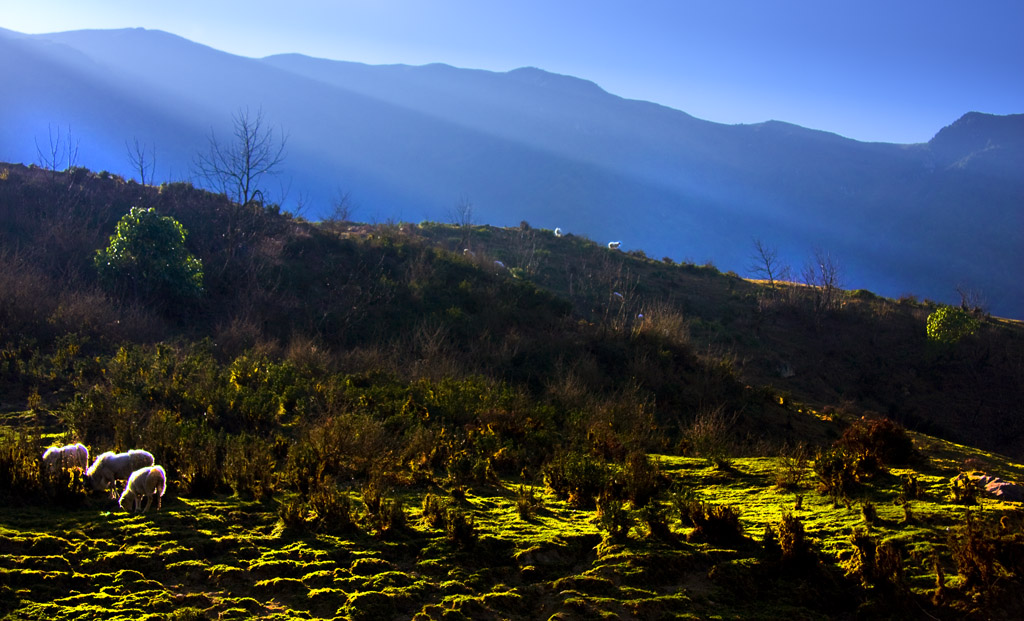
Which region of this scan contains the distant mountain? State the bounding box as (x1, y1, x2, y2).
(1, 27, 1021, 317)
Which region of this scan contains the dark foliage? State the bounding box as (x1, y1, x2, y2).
(836, 415, 918, 468)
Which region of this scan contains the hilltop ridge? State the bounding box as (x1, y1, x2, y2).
(1, 26, 1021, 316)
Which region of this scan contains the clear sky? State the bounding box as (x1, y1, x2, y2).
(5, 0, 1023, 143)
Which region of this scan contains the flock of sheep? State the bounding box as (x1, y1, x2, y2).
(38, 229, 623, 513)
(42, 443, 166, 513)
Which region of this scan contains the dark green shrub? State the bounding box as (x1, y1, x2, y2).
(687, 502, 744, 544)
(0, 430, 43, 502)
(174, 421, 221, 497)
(950, 472, 978, 505)
(306, 478, 355, 533)
(361, 482, 406, 537)
(541, 450, 609, 508)
(223, 434, 276, 500)
(836, 415, 917, 468)
(861, 501, 877, 524)
(637, 501, 675, 542)
(515, 485, 543, 520)
(278, 494, 308, 530)
(846, 528, 876, 585)
(900, 474, 921, 502)
(874, 540, 906, 593)
(812, 446, 860, 504)
(41, 466, 90, 509)
(949, 513, 999, 591)
(420, 493, 449, 529)
(618, 451, 664, 507)
(596, 495, 634, 542)
(668, 483, 701, 528)
(444, 508, 477, 549)
(777, 512, 814, 569)
(94, 206, 203, 308)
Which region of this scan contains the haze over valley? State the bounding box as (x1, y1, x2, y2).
(1, 25, 1022, 317)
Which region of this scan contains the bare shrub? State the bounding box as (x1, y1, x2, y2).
(773, 444, 809, 490)
(633, 299, 690, 349)
(680, 405, 736, 467)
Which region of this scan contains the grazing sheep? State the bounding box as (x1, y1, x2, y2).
(554, 227, 563, 237)
(118, 465, 167, 513)
(608, 241, 621, 250)
(87, 449, 156, 495)
(42, 443, 89, 472)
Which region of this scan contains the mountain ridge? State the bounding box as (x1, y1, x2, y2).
(1, 27, 1020, 317)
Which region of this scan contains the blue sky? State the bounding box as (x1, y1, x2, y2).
(5, 0, 1023, 143)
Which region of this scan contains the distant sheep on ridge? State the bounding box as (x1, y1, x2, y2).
(607, 241, 621, 250)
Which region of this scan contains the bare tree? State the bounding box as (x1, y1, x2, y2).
(35, 124, 80, 173)
(802, 248, 844, 314)
(955, 284, 987, 316)
(448, 195, 475, 248)
(125, 137, 156, 186)
(327, 188, 357, 224)
(749, 238, 790, 289)
(193, 107, 287, 206)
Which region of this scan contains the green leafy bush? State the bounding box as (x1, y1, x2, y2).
(94, 206, 203, 307)
(926, 305, 980, 343)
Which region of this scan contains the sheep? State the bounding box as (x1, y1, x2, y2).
(41, 443, 89, 473)
(608, 241, 621, 250)
(118, 465, 167, 513)
(554, 227, 563, 237)
(87, 449, 155, 495)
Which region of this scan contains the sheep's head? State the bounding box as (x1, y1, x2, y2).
(87, 470, 110, 491)
(118, 490, 135, 512)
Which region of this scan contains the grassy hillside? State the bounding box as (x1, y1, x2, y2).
(2, 163, 1024, 619)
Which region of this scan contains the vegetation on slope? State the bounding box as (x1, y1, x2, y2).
(1, 163, 1024, 619)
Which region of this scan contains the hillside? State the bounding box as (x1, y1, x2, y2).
(2, 164, 1024, 618)
(1, 27, 1022, 317)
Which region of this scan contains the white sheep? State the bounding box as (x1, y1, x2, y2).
(118, 465, 167, 513)
(608, 241, 621, 250)
(87, 449, 155, 495)
(554, 227, 563, 237)
(41, 443, 89, 473)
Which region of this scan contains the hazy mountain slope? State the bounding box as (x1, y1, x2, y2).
(1, 27, 1020, 316)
